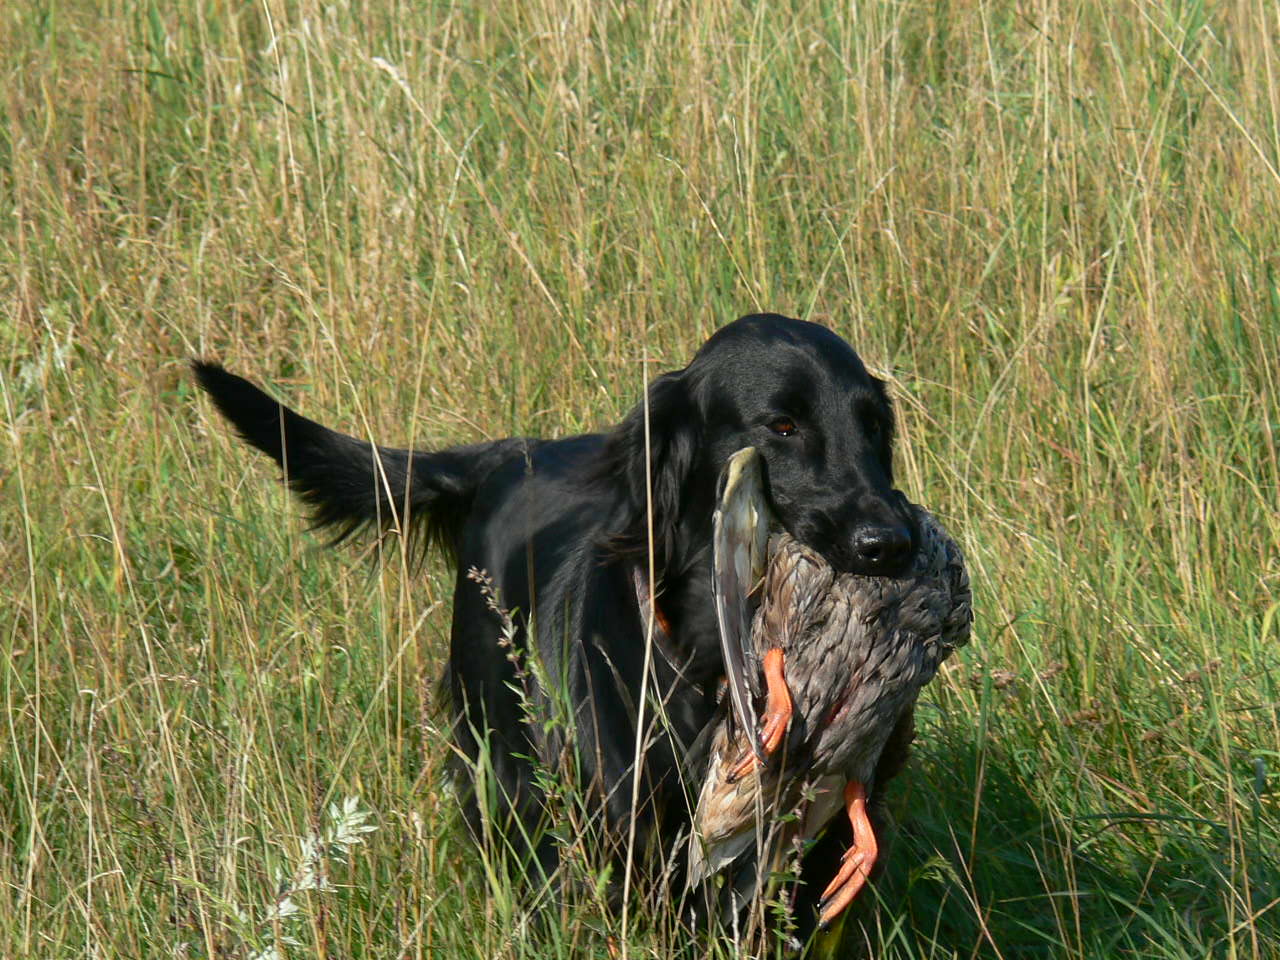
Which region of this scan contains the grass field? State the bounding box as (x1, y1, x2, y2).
(3, 0, 1279, 956)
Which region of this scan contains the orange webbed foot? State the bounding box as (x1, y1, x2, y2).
(817, 781, 878, 929)
(728, 647, 792, 781)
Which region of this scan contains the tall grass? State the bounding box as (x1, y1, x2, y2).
(2, 0, 1278, 955)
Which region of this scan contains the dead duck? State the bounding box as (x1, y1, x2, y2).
(689, 446, 972, 929)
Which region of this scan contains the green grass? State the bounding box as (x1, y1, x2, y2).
(3, 0, 1279, 955)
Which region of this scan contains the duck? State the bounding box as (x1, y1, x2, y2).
(689, 447, 972, 929)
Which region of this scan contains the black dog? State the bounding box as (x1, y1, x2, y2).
(194, 313, 918, 929)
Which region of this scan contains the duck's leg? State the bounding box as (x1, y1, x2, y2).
(816, 780, 877, 928)
(728, 647, 792, 781)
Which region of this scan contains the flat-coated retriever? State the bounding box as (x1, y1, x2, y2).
(194, 313, 918, 934)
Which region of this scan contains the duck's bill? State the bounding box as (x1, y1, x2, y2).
(711, 446, 774, 758)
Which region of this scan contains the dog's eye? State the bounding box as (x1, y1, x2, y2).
(768, 418, 798, 437)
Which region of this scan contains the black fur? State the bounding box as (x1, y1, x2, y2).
(193, 313, 917, 929)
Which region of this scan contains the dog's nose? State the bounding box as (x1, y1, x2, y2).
(851, 524, 914, 575)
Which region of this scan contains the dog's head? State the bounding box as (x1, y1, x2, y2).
(607, 313, 917, 577)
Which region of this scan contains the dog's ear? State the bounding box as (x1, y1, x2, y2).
(600, 370, 700, 567)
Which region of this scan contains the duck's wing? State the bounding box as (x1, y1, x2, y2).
(914, 508, 974, 653)
(712, 447, 773, 756)
(941, 530, 973, 652)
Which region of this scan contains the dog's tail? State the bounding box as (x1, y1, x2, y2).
(192, 362, 525, 558)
